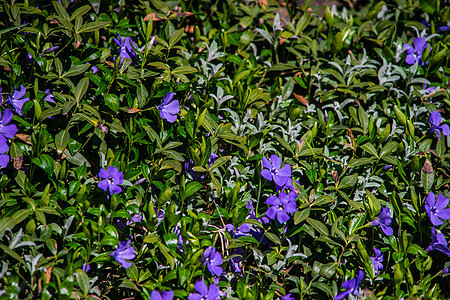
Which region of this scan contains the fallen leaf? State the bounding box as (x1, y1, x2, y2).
(293, 92, 309, 106)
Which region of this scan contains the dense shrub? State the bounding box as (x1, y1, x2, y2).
(0, 0, 449, 299)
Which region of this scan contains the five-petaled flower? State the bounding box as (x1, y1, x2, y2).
(429, 111, 449, 140)
(110, 240, 136, 269)
(158, 92, 180, 123)
(149, 290, 174, 300)
(404, 37, 430, 66)
(426, 227, 450, 256)
(372, 206, 394, 236)
(114, 33, 136, 60)
(261, 154, 292, 186)
(266, 192, 297, 224)
(187, 280, 220, 300)
(202, 246, 224, 277)
(370, 247, 384, 275)
(98, 166, 124, 194)
(335, 270, 364, 300)
(425, 192, 450, 226)
(6, 85, 29, 116)
(0, 108, 18, 150)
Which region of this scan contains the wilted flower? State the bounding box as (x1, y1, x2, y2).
(158, 92, 180, 123)
(404, 37, 429, 66)
(335, 270, 364, 300)
(372, 206, 394, 236)
(382, 165, 393, 172)
(98, 166, 124, 194)
(150, 290, 174, 300)
(43, 46, 59, 54)
(6, 85, 29, 116)
(202, 246, 223, 277)
(429, 111, 449, 140)
(126, 211, 143, 226)
(426, 227, 450, 255)
(226, 223, 251, 238)
(44, 89, 56, 103)
(114, 33, 136, 60)
(261, 154, 291, 186)
(266, 192, 297, 224)
(110, 240, 136, 269)
(188, 280, 220, 300)
(91, 66, 98, 74)
(370, 247, 384, 275)
(173, 225, 188, 252)
(425, 192, 450, 226)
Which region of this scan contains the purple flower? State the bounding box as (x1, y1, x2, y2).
(266, 192, 297, 224)
(202, 246, 223, 277)
(110, 240, 136, 269)
(0, 155, 9, 168)
(382, 165, 393, 172)
(188, 280, 220, 300)
(372, 206, 394, 236)
(429, 111, 450, 140)
(44, 89, 56, 103)
(335, 270, 364, 300)
(150, 290, 174, 300)
(370, 247, 384, 275)
(158, 92, 179, 123)
(261, 154, 291, 186)
(426, 227, 450, 255)
(114, 33, 136, 60)
(425, 192, 450, 226)
(43, 46, 59, 54)
(0, 108, 18, 142)
(281, 294, 295, 300)
(443, 266, 450, 275)
(98, 166, 124, 194)
(82, 262, 91, 273)
(230, 248, 244, 273)
(126, 211, 143, 226)
(6, 86, 29, 116)
(174, 225, 187, 252)
(404, 37, 429, 66)
(91, 66, 98, 74)
(226, 223, 251, 238)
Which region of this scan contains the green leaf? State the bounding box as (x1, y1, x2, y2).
(0, 217, 16, 240)
(338, 173, 358, 189)
(265, 232, 281, 244)
(169, 28, 184, 48)
(294, 208, 310, 225)
(151, 0, 170, 13)
(158, 187, 173, 206)
(209, 156, 232, 170)
(70, 5, 91, 21)
(125, 264, 139, 282)
(62, 64, 91, 78)
(78, 21, 110, 33)
(306, 218, 329, 236)
(75, 270, 90, 296)
(104, 93, 119, 113)
(137, 84, 148, 108)
(55, 130, 70, 154)
(32, 154, 55, 177)
(184, 181, 203, 199)
(74, 77, 89, 103)
(379, 141, 398, 158)
(361, 143, 378, 158)
(274, 135, 294, 155)
(53, 1, 70, 20)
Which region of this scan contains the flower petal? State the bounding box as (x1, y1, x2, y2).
(262, 157, 272, 169)
(381, 224, 393, 236)
(260, 169, 273, 181)
(426, 192, 436, 208)
(266, 195, 280, 206)
(430, 111, 442, 126)
(266, 206, 278, 220)
(276, 211, 290, 223)
(109, 184, 122, 194)
(413, 37, 427, 52)
(436, 208, 450, 222)
(1, 109, 13, 126)
(277, 164, 291, 177)
(270, 154, 281, 169)
(194, 281, 208, 295)
(98, 168, 109, 178)
(98, 179, 109, 192)
(440, 124, 450, 136)
(436, 194, 449, 210)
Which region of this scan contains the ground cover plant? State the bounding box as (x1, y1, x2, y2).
(0, 0, 449, 299)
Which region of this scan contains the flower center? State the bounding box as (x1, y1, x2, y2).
(108, 176, 114, 184)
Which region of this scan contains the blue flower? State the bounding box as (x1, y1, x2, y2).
(158, 92, 180, 123)
(404, 37, 429, 66)
(429, 111, 449, 140)
(266, 192, 297, 224)
(202, 246, 223, 277)
(281, 293, 295, 300)
(372, 206, 394, 236)
(6, 85, 29, 116)
(114, 33, 136, 60)
(370, 247, 384, 275)
(425, 192, 450, 226)
(98, 166, 124, 194)
(44, 89, 56, 103)
(426, 227, 450, 255)
(188, 280, 220, 300)
(335, 270, 364, 300)
(150, 290, 174, 300)
(110, 240, 136, 269)
(261, 154, 291, 186)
